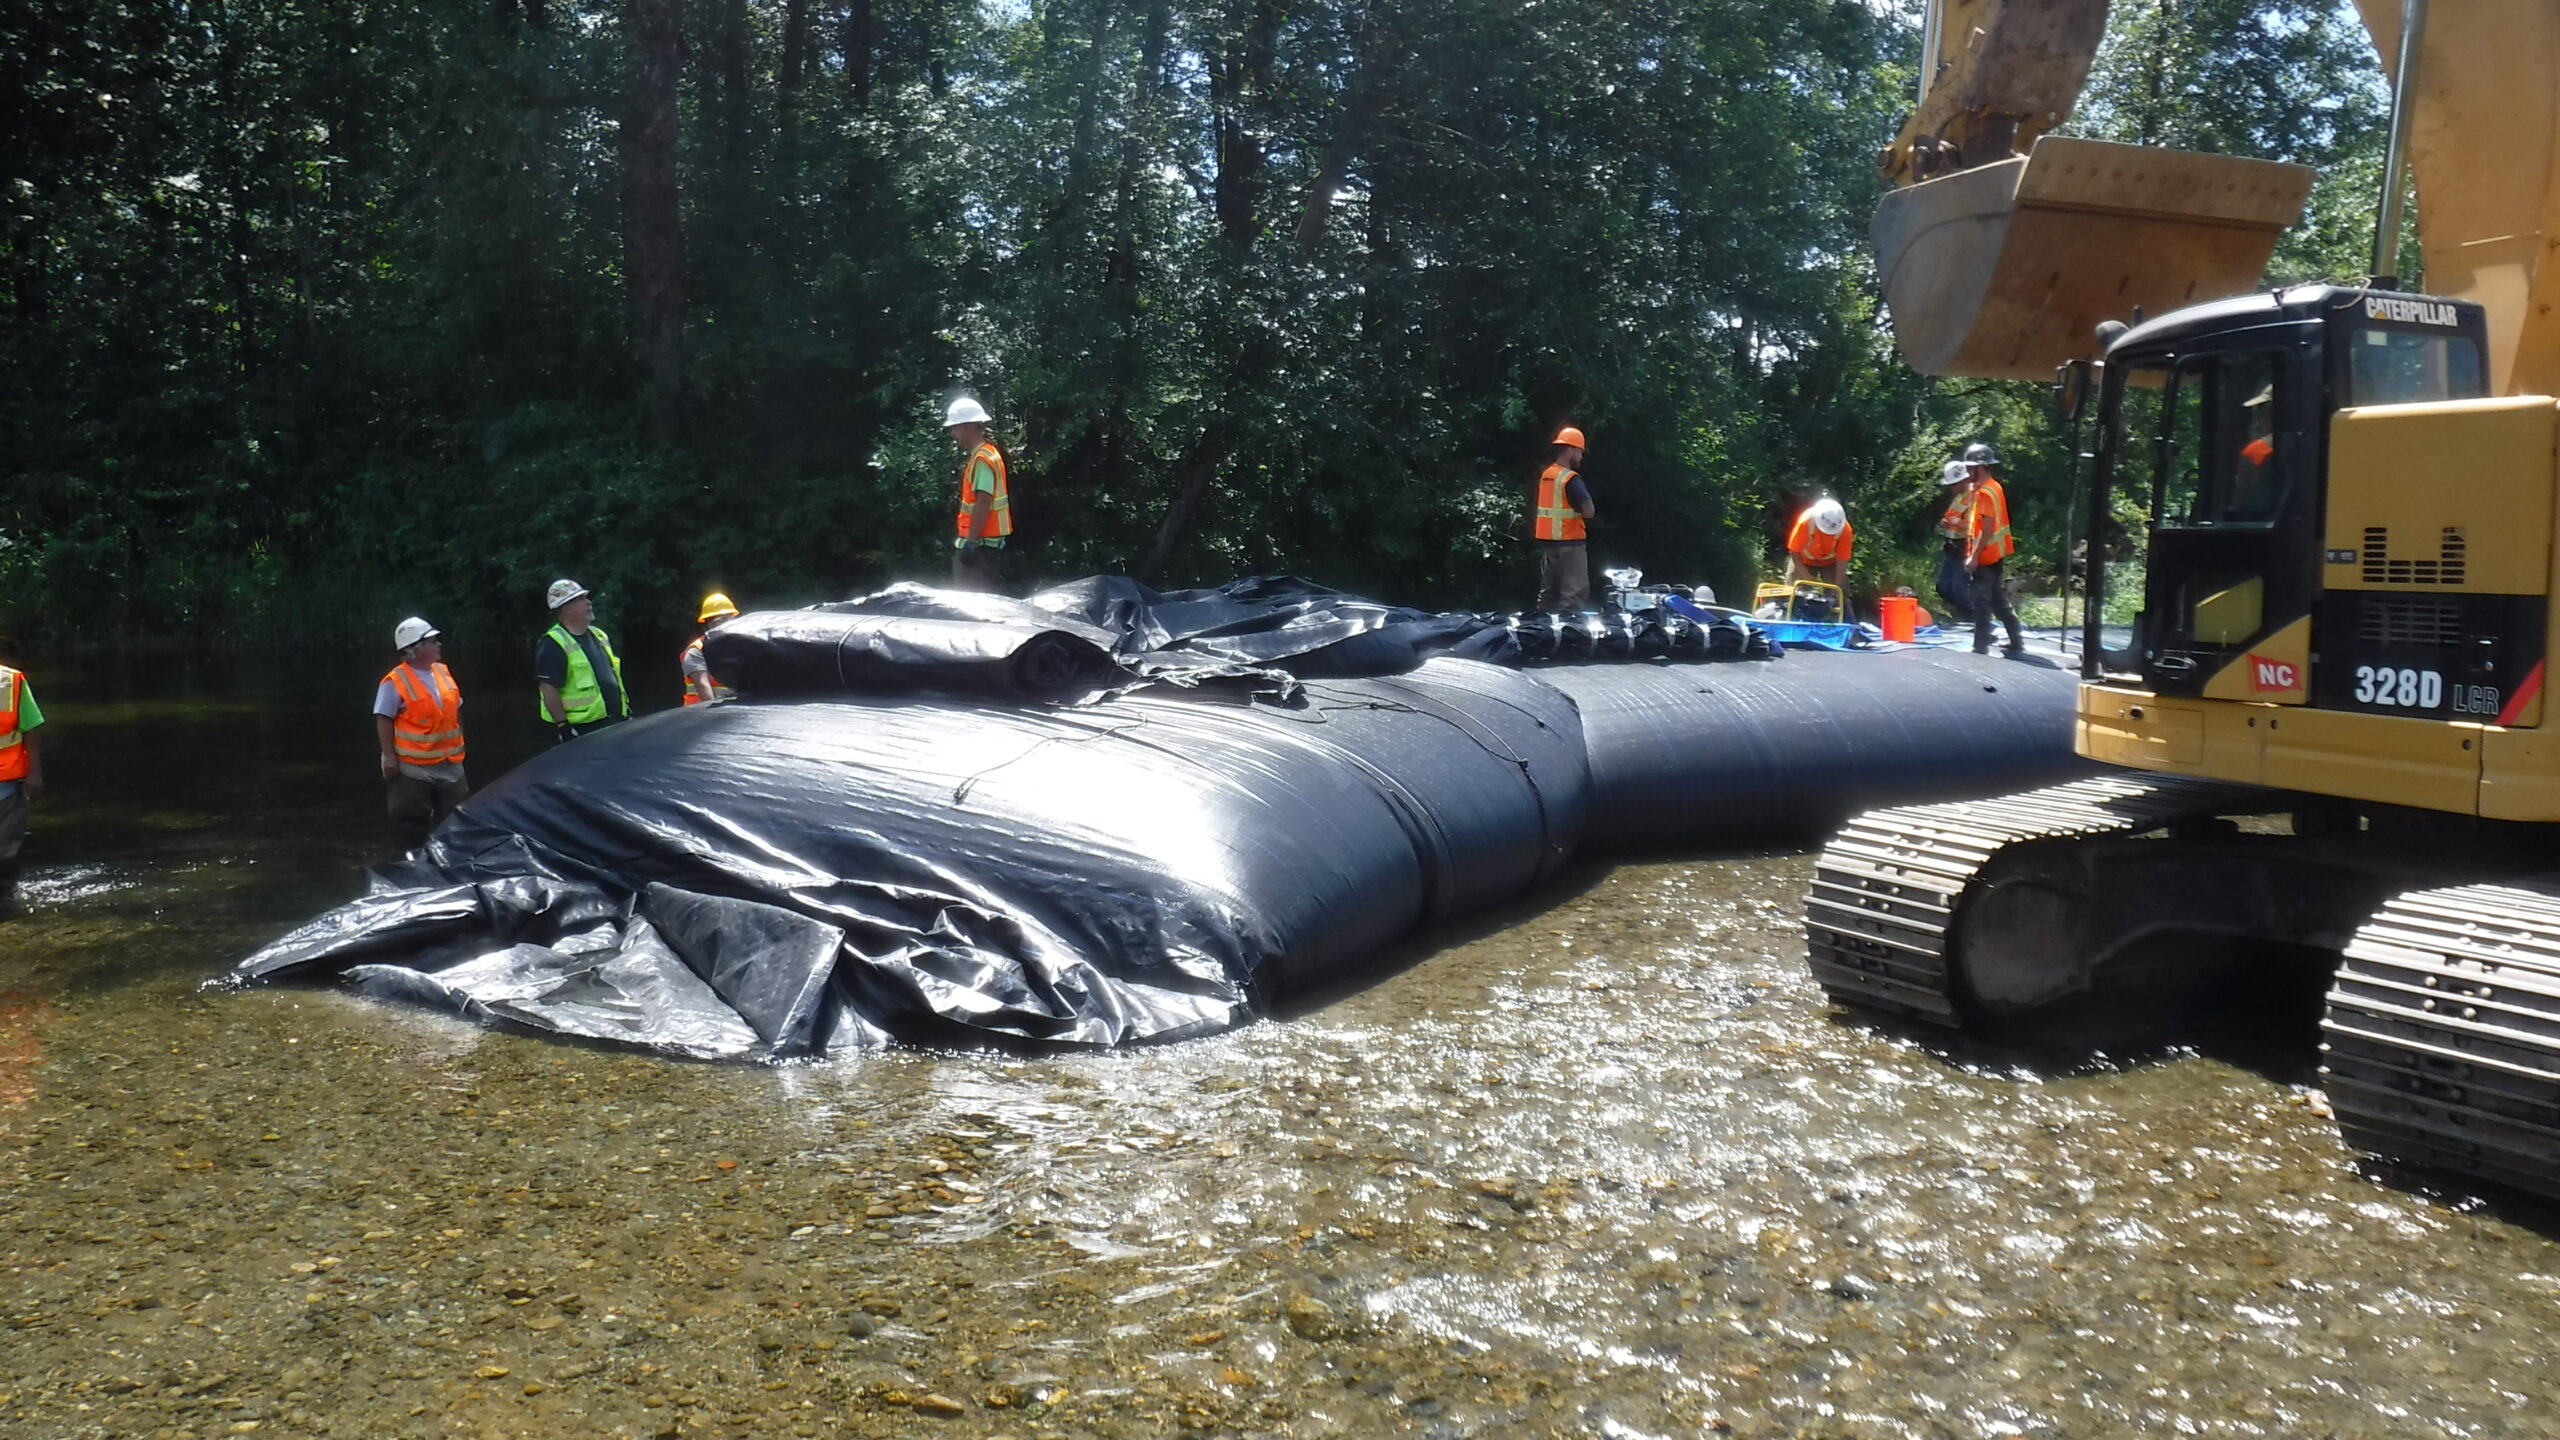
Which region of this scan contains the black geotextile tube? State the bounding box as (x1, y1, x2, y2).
(225, 657, 1590, 1056)
(1537, 645, 2092, 853)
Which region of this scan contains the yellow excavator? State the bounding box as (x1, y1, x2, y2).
(1809, 0, 2560, 1198)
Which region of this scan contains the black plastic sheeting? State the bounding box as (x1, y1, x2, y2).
(705, 575, 1523, 704)
(226, 577, 2085, 1059)
(1542, 647, 2088, 852)
(232, 658, 1588, 1055)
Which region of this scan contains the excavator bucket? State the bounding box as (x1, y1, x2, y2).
(1873, 136, 2315, 381)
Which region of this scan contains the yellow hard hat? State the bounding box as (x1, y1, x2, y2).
(697, 592, 740, 623)
(1552, 426, 1587, 450)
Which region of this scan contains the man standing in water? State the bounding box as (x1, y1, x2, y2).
(0, 645, 47, 912)
(374, 617, 467, 850)
(1533, 425, 1596, 611)
(945, 397, 1011, 592)
(536, 579, 631, 743)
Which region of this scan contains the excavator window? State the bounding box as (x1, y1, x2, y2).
(2154, 350, 2288, 531)
(2094, 348, 2293, 679)
(2348, 325, 2482, 406)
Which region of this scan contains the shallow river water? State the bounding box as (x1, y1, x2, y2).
(7, 658, 2560, 1440)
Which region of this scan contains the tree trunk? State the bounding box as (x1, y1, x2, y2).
(780, 0, 811, 134)
(1210, 3, 1281, 254)
(1138, 423, 1230, 583)
(1101, 1, 1173, 497)
(625, 0, 686, 446)
(1295, 24, 1397, 252)
(845, 0, 874, 108)
(719, 0, 750, 171)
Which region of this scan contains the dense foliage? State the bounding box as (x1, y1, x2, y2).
(0, 0, 2386, 649)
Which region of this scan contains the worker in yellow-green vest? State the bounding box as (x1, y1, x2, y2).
(0, 642, 48, 915)
(945, 395, 1012, 593)
(374, 616, 467, 850)
(535, 578, 630, 744)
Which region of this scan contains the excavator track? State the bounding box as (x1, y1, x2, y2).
(1805, 773, 2269, 1026)
(2324, 884, 2560, 1198)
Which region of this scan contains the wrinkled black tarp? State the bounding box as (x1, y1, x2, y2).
(705, 576, 1529, 704)
(231, 657, 1588, 1055)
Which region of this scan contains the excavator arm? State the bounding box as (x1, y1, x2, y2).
(1877, 0, 2109, 187)
(1880, 0, 2560, 394)
(1874, 0, 2314, 381)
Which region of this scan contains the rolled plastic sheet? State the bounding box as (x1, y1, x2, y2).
(705, 609, 1123, 706)
(223, 657, 1590, 1056)
(1541, 646, 2091, 853)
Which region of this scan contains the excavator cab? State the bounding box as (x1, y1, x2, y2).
(2080, 286, 2503, 720)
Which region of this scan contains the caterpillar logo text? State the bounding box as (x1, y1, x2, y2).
(2364, 295, 2460, 326)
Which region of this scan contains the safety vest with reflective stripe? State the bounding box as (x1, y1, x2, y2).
(956, 442, 1012, 540)
(1965, 477, 2015, 565)
(0, 668, 26, 784)
(539, 624, 628, 724)
(1535, 464, 1587, 542)
(1938, 490, 1971, 543)
(680, 636, 733, 705)
(1787, 511, 1853, 568)
(385, 662, 466, 766)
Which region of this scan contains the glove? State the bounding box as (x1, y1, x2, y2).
(555, 723, 576, 744)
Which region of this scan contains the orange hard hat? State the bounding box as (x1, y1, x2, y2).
(1552, 426, 1587, 449)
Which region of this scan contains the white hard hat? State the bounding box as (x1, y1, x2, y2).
(393, 617, 439, 651)
(1939, 460, 1972, 486)
(944, 396, 991, 428)
(1809, 499, 1847, 535)
(545, 578, 589, 610)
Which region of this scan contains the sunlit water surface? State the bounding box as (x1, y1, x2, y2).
(5, 659, 2558, 1440)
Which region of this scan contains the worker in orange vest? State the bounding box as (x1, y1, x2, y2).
(946, 396, 1011, 592)
(373, 617, 468, 850)
(683, 592, 739, 705)
(1533, 425, 1597, 611)
(1784, 497, 1853, 585)
(0, 642, 47, 913)
(1949, 443, 2025, 657)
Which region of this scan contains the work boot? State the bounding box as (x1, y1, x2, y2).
(2003, 640, 2028, 659)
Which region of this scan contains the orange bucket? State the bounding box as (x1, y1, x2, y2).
(1877, 594, 1918, 643)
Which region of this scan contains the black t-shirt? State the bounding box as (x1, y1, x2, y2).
(534, 628, 625, 719)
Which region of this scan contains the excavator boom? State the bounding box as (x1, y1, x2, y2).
(2351, 0, 2560, 397)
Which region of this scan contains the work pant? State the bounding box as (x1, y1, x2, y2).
(1784, 557, 1843, 586)
(0, 784, 25, 907)
(387, 773, 468, 851)
(1536, 541, 1591, 612)
(1933, 552, 1974, 619)
(952, 543, 1006, 593)
(1966, 559, 2025, 652)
